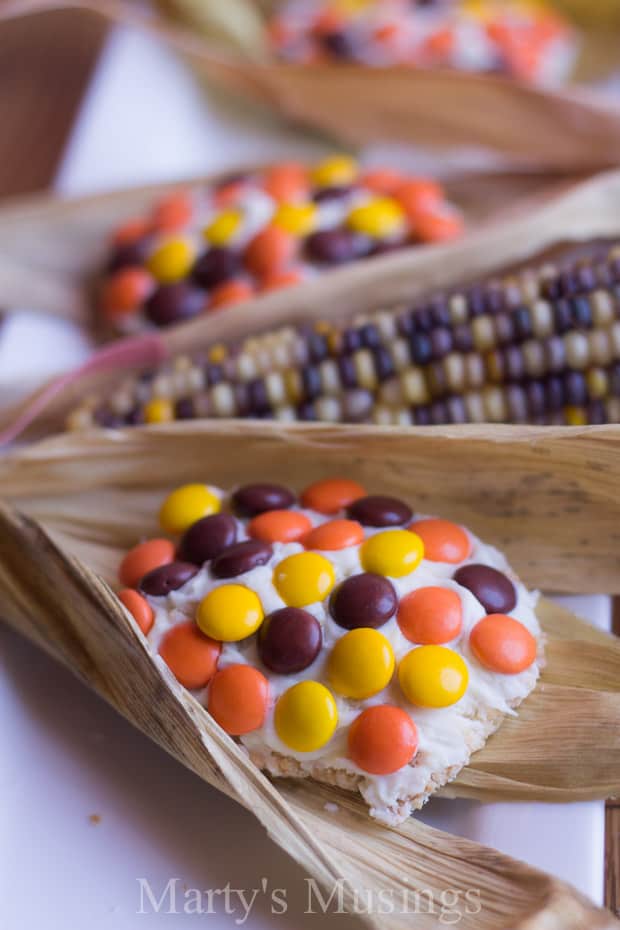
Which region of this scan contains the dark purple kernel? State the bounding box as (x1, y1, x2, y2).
(563, 371, 587, 406)
(178, 513, 238, 565)
(234, 383, 251, 417)
(453, 563, 516, 614)
(145, 283, 205, 327)
(372, 345, 395, 381)
(139, 561, 198, 596)
(511, 306, 533, 341)
(307, 331, 329, 363)
(205, 363, 224, 386)
(258, 608, 322, 674)
(302, 365, 322, 401)
(545, 375, 565, 411)
(586, 400, 606, 424)
(359, 323, 381, 349)
(553, 299, 573, 334)
(571, 296, 592, 328)
(414, 406, 432, 426)
(410, 332, 433, 365)
(347, 495, 413, 527)
(297, 401, 316, 421)
(453, 323, 474, 353)
(340, 328, 362, 354)
(174, 397, 195, 420)
(93, 407, 125, 428)
(337, 355, 358, 388)
(430, 327, 453, 359)
(211, 540, 272, 579)
(247, 378, 270, 414)
(525, 381, 546, 417)
(330, 573, 397, 630)
(232, 483, 296, 516)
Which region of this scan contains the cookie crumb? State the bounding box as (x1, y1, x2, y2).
(89, 814, 102, 825)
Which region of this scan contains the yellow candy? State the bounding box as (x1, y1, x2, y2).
(360, 530, 424, 578)
(347, 198, 405, 239)
(204, 209, 242, 246)
(311, 154, 358, 188)
(399, 645, 469, 708)
(144, 397, 174, 424)
(147, 238, 195, 283)
(273, 202, 318, 237)
(159, 483, 221, 534)
(274, 681, 338, 752)
(328, 628, 395, 699)
(197, 584, 264, 642)
(273, 552, 335, 607)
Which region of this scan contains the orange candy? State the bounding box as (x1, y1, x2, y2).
(410, 519, 471, 564)
(348, 705, 418, 775)
(112, 217, 151, 246)
(151, 192, 193, 232)
(244, 226, 296, 278)
(262, 163, 309, 203)
(414, 208, 464, 244)
(397, 586, 463, 645)
(118, 538, 176, 588)
(260, 268, 303, 293)
(248, 509, 313, 544)
(209, 279, 254, 310)
(303, 519, 364, 551)
(118, 589, 154, 635)
(100, 267, 154, 320)
(214, 180, 246, 209)
(208, 663, 269, 735)
(301, 478, 367, 515)
(394, 178, 443, 218)
(470, 614, 537, 675)
(159, 620, 221, 689)
(360, 168, 404, 195)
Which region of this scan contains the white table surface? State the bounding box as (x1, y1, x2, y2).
(0, 25, 610, 928)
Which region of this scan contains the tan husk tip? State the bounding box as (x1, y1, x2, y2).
(0, 427, 618, 929)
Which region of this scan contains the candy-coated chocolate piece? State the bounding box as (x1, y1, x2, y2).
(273, 202, 318, 237)
(414, 208, 464, 243)
(209, 279, 254, 309)
(347, 197, 405, 239)
(274, 680, 338, 752)
(394, 178, 443, 218)
(397, 586, 463, 644)
(262, 162, 309, 203)
(203, 209, 242, 246)
(119, 537, 176, 588)
(248, 510, 312, 544)
(303, 519, 364, 551)
(360, 529, 424, 578)
(260, 268, 304, 292)
(410, 519, 471, 563)
(159, 483, 221, 534)
(273, 552, 335, 607)
(244, 226, 296, 278)
(208, 663, 269, 735)
(233, 483, 296, 516)
(348, 705, 418, 775)
(197, 584, 264, 641)
(145, 283, 205, 326)
(106, 236, 153, 273)
(300, 477, 366, 514)
(311, 154, 358, 188)
(100, 267, 154, 320)
(158, 620, 221, 689)
(178, 513, 238, 565)
(398, 645, 468, 708)
(146, 238, 196, 283)
(192, 247, 240, 289)
(139, 561, 198, 596)
(118, 589, 154, 635)
(328, 627, 395, 699)
(151, 192, 193, 232)
(211, 540, 273, 578)
(330, 572, 397, 630)
(258, 607, 322, 674)
(347, 494, 413, 527)
(470, 614, 537, 674)
(453, 564, 517, 614)
(312, 184, 352, 204)
(112, 217, 151, 246)
(144, 397, 174, 424)
(305, 228, 369, 265)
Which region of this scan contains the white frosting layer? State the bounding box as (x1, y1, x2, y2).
(145, 488, 542, 823)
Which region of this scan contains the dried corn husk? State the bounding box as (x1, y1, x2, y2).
(1, 0, 620, 169)
(0, 427, 618, 929)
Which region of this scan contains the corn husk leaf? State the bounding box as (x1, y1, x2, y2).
(1, 0, 620, 170)
(0, 427, 619, 929)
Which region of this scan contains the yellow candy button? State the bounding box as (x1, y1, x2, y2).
(159, 483, 221, 534)
(273, 552, 335, 607)
(197, 584, 264, 642)
(147, 238, 195, 283)
(275, 681, 338, 752)
(144, 397, 174, 424)
(328, 627, 395, 699)
(360, 529, 424, 578)
(204, 209, 242, 246)
(347, 198, 405, 239)
(311, 154, 358, 188)
(273, 202, 318, 237)
(399, 645, 469, 708)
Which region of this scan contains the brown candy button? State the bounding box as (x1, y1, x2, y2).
(211, 540, 273, 578)
(258, 607, 322, 674)
(139, 561, 199, 596)
(330, 573, 397, 630)
(453, 563, 517, 614)
(178, 513, 238, 565)
(232, 483, 296, 516)
(346, 495, 413, 527)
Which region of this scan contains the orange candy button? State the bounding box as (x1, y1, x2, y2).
(209, 279, 254, 310)
(301, 478, 367, 515)
(394, 178, 443, 217)
(414, 208, 464, 244)
(397, 586, 463, 645)
(303, 519, 364, 551)
(348, 705, 418, 775)
(248, 509, 312, 544)
(262, 163, 309, 203)
(119, 538, 176, 588)
(151, 192, 193, 232)
(244, 226, 296, 278)
(410, 519, 471, 564)
(101, 267, 154, 320)
(112, 217, 151, 246)
(118, 589, 154, 635)
(360, 168, 404, 195)
(470, 614, 537, 675)
(208, 663, 269, 735)
(159, 620, 221, 690)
